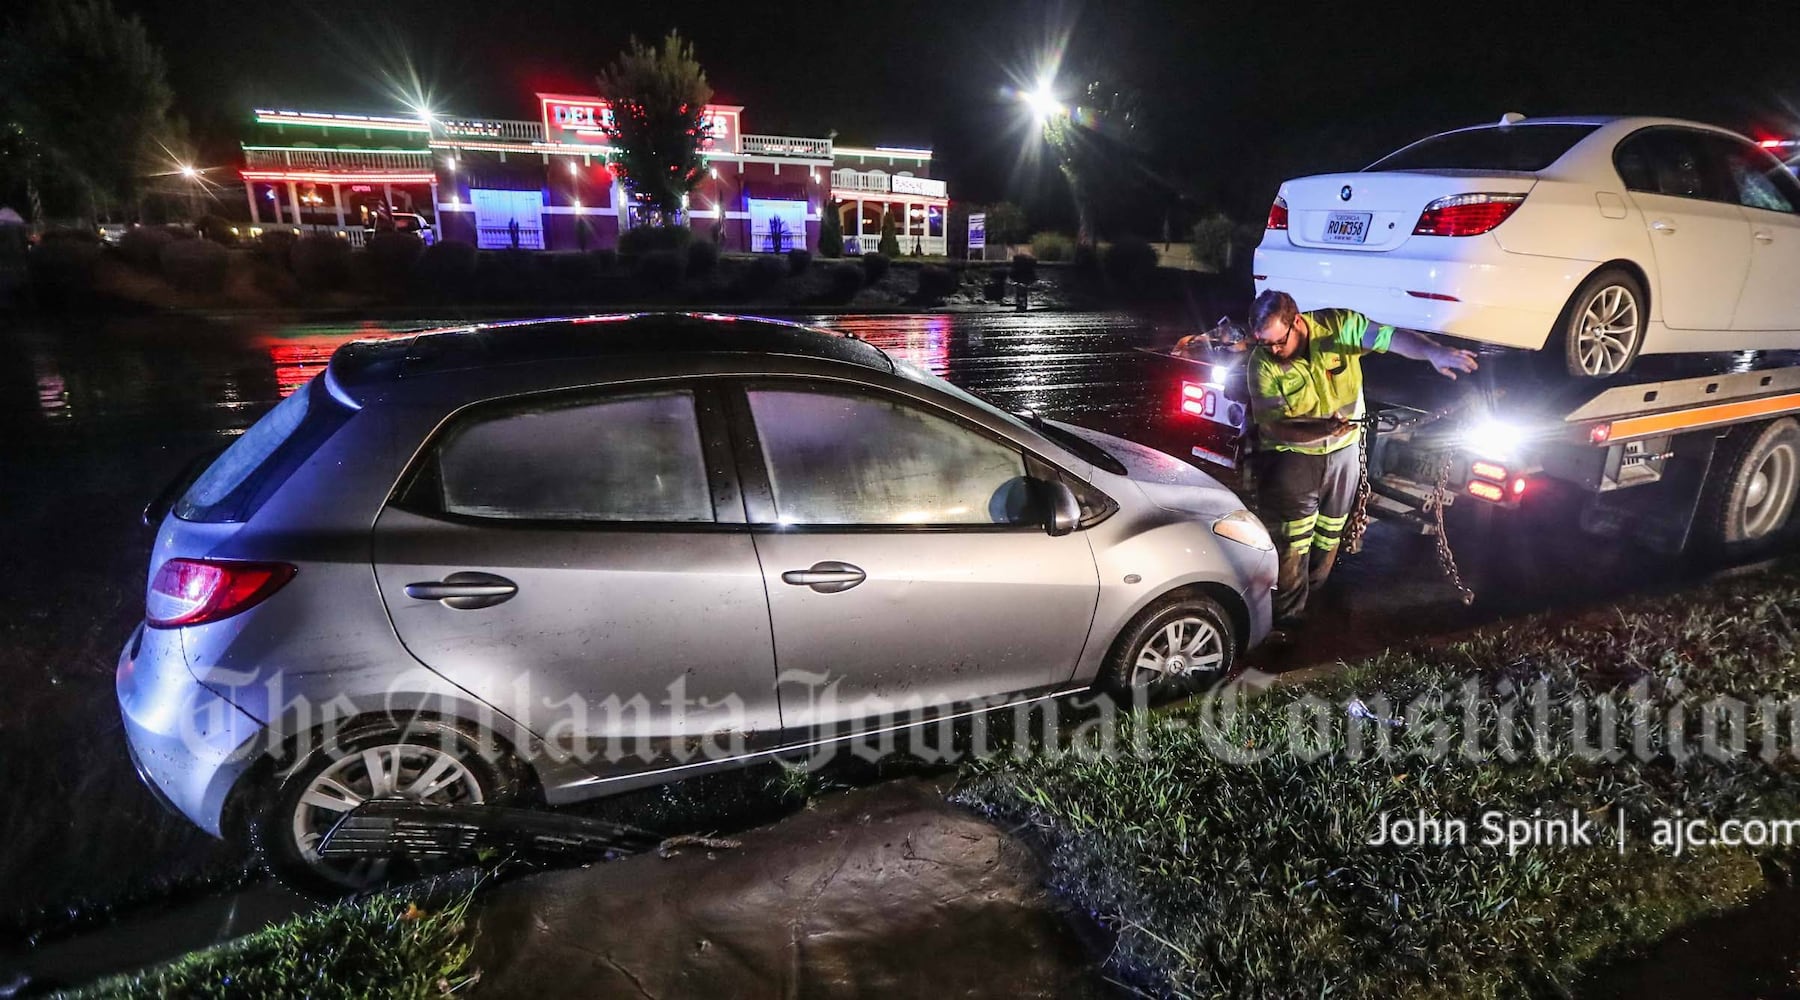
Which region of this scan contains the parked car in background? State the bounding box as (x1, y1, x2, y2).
(118, 314, 1274, 887)
(1256, 115, 1800, 378)
(366, 212, 434, 244)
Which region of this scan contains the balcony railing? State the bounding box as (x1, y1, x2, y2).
(848, 234, 947, 256)
(831, 170, 947, 199)
(243, 147, 434, 172)
(740, 133, 832, 158)
(434, 118, 546, 144)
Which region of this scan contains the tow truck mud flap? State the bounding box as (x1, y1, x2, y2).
(318, 801, 662, 864)
(1579, 435, 1719, 554)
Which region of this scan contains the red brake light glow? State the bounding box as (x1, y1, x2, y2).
(1470, 460, 1507, 482)
(1413, 193, 1527, 237)
(1466, 480, 1506, 502)
(1510, 477, 1528, 497)
(1266, 197, 1289, 231)
(147, 559, 296, 628)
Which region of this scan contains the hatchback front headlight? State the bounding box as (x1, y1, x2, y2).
(1211, 509, 1274, 551)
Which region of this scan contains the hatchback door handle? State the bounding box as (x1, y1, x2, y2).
(1755, 230, 1774, 244)
(781, 561, 866, 594)
(1650, 219, 1677, 234)
(405, 571, 518, 609)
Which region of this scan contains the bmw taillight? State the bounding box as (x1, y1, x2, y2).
(1265, 196, 1289, 230)
(147, 558, 296, 628)
(1412, 193, 1526, 236)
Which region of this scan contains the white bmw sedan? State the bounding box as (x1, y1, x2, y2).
(1254, 115, 1800, 378)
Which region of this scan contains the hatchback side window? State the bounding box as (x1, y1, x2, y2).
(745, 388, 1034, 526)
(432, 390, 713, 522)
(1717, 137, 1800, 214)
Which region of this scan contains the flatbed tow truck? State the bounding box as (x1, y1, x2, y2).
(1166, 331, 1800, 564)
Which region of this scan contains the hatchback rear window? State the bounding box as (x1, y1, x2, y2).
(1369, 124, 1599, 172)
(176, 378, 353, 523)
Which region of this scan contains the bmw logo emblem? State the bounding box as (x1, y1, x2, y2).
(1340, 185, 1353, 202)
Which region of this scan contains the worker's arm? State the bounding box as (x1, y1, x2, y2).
(1365, 324, 1480, 381)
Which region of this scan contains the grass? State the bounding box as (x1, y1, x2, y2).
(60, 892, 479, 999)
(955, 565, 1800, 998)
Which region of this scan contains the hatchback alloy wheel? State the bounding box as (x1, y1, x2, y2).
(289, 741, 486, 888)
(1130, 616, 1227, 687)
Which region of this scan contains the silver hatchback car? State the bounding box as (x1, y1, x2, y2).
(118, 314, 1274, 884)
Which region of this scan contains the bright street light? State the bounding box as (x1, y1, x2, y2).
(1022, 82, 1064, 123)
(178, 164, 199, 179)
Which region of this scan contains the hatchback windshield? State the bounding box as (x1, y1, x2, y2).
(1369, 123, 1599, 172)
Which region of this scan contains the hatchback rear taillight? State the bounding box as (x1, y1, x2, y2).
(147, 558, 296, 628)
(1412, 193, 1526, 236)
(1266, 196, 1289, 230)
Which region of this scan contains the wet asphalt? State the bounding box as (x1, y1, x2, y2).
(0, 307, 1754, 987)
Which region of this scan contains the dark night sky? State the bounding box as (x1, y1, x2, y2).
(117, 0, 1800, 233)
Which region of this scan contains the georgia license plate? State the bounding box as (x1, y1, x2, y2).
(1322, 211, 1372, 244)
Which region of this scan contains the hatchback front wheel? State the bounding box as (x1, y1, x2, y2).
(1103, 593, 1238, 701)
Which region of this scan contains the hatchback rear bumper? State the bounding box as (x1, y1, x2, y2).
(1254, 239, 1588, 351)
(116, 623, 265, 837)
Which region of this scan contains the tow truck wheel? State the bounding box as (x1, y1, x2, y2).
(1559, 268, 1646, 379)
(1699, 418, 1800, 556)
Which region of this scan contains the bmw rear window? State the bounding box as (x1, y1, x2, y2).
(175, 377, 353, 523)
(1369, 124, 1599, 172)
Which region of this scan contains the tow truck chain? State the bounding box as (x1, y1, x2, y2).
(1344, 416, 1475, 607)
(1421, 454, 1476, 606)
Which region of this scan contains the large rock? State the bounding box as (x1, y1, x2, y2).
(471, 778, 1108, 998)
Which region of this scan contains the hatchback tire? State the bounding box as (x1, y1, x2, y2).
(1102, 592, 1237, 701)
(1559, 268, 1647, 379)
(251, 718, 524, 894)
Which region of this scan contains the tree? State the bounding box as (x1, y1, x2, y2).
(1042, 77, 1142, 245)
(0, 0, 178, 223)
(596, 31, 713, 220)
(819, 199, 844, 258)
(985, 201, 1029, 247)
(877, 209, 900, 258)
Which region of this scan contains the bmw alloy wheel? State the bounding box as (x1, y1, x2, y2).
(1574, 284, 1642, 377)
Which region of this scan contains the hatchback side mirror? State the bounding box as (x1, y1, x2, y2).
(1044, 479, 1081, 536)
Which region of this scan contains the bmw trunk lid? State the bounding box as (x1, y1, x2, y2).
(1276, 171, 1537, 252)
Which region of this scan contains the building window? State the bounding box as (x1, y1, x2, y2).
(470, 189, 545, 249)
(747, 198, 808, 253)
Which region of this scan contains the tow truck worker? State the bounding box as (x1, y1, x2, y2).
(1247, 289, 1479, 630)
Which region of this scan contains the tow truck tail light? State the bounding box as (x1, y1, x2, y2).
(1589, 422, 1612, 445)
(1470, 460, 1507, 482)
(1466, 480, 1506, 502)
(1413, 193, 1527, 237)
(1266, 196, 1289, 231)
(1180, 381, 1215, 417)
(147, 558, 296, 628)
(1511, 477, 1528, 498)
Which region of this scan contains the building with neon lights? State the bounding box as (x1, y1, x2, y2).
(238, 96, 949, 254)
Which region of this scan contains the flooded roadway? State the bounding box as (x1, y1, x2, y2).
(0, 308, 1711, 979)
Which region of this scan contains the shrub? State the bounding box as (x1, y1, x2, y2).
(983, 271, 1008, 303)
(364, 231, 424, 291)
(476, 249, 540, 301)
(118, 226, 174, 271)
(290, 233, 351, 291)
(617, 224, 692, 258)
(787, 248, 811, 276)
(28, 229, 102, 298)
(877, 211, 900, 258)
(686, 239, 720, 280)
(257, 229, 297, 268)
(194, 215, 236, 245)
(1071, 241, 1101, 283)
(824, 262, 863, 304)
(637, 249, 687, 293)
(589, 247, 620, 275)
(158, 238, 229, 295)
(819, 204, 844, 258)
(743, 255, 786, 296)
(1010, 253, 1037, 286)
(1192, 213, 1237, 271)
(1028, 231, 1073, 262)
(915, 264, 956, 302)
(415, 239, 477, 297)
(862, 251, 891, 285)
(1103, 236, 1159, 291)
(546, 251, 598, 300)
